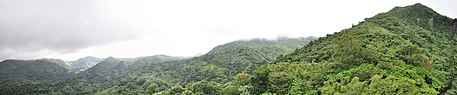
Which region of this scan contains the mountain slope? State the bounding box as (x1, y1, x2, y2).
(69, 56, 103, 73)
(3, 3, 452, 95)
(129, 55, 185, 70)
(91, 37, 315, 94)
(245, 3, 456, 94)
(44, 55, 184, 94)
(79, 57, 128, 82)
(0, 59, 73, 94)
(0, 59, 72, 80)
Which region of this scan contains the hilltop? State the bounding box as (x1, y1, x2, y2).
(1, 3, 455, 95)
(246, 3, 457, 94)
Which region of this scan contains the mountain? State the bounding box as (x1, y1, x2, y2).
(78, 55, 184, 82)
(35, 37, 314, 95)
(90, 37, 315, 94)
(207, 37, 316, 54)
(0, 58, 72, 80)
(69, 56, 103, 73)
(0, 59, 73, 94)
(243, 3, 457, 94)
(79, 57, 128, 82)
(43, 55, 184, 94)
(165, 37, 314, 81)
(129, 55, 185, 70)
(3, 3, 453, 95)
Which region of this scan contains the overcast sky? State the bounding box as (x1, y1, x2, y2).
(0, 0, 456, 60)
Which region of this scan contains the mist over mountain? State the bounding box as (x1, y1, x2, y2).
(248, 3, 457, 94)
(69, 56, 104, 73)
(0, 2, 456, 95)
(0, 36, 314, 94)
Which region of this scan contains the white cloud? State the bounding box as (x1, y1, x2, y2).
(1, 0, 455, 60)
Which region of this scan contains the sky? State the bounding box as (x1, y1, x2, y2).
(0, 0, 456, 61)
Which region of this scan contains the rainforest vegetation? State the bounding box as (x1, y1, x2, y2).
(1, 3, 456, 95)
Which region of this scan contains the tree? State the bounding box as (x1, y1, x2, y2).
(189, 81, 222, 95)
(397, 45, 433, 69)
(169, 84, 185, 95)
(333, 34, 374, 66)
(234, 73, 251, 85)
(268, 72, 291, 94)
(146, 83, 159, 95)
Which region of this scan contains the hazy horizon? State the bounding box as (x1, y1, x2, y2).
(0, 0, 456, 60)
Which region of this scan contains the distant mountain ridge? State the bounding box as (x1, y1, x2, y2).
(2, 3, 455, 95)
(82, 37, 315, 94)
(0, 58, 74, 94)
(208, 37, 316, 54)
(36, 36, 314, 94)
(69, 56, 104, 73)
(0, 58, 72, 80)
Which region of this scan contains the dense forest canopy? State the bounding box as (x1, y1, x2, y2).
(256, 3, 457, 94)
(1, 3, 456, 95)
(0, 37, 315, 94)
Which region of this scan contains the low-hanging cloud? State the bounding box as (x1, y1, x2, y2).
(0, 0, 148, 60)
(1, 0, 456, 60)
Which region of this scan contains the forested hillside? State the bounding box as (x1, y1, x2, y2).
(242, 3, 457, 94)
(0, 59, 73, 94)
(69, 56, 104, 73)
(81, 37, 313, 95)
(1, 3, 455, 95)
(0, 37, 313, 94)
(46, 55, 185, 94)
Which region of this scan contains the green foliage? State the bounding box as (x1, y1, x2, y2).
(10, 37, 311, 95)
(69, 56, 103, 73)
(397, 45, 434, 70)
(2, 3, 456, 95)
(169, 84, 185, 94)
(188, 81, 222, 95)
(147, 83, 159, 95)
(245, 3, 454, 95)
(0, 59, 73, 94)
(267, 72, 292, 94)
(234, 72, 251, 85)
